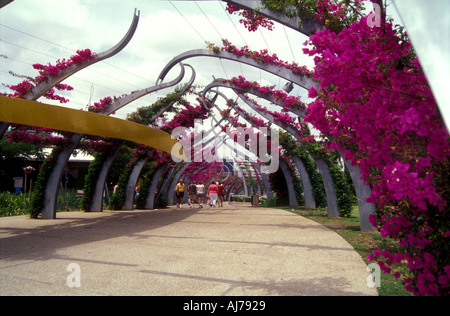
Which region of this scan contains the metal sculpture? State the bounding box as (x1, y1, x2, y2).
(222, 0, 325, 36)
(156, 49, 318, 92)
(0, 97, 182, 157)
(0, 9, 141, 139)
(201, 81, 322, 212)
(98, 64, 196, 212)
(201, 79, 376, 230)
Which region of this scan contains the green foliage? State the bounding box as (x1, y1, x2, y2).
(82, 152, 108, 211)
(136, 162, 156, 209)
(0, 190, 82, 217)
(126, 85, 192, 125)
(56, 189, 82, 211)
(259, 193, 277, 207)
(109, 164, 134, 210)
(154, 195, 168, 209)
(325, 156, 353, 217)
(279, 131, 353, 216)
(261, 0, 366, 32)
(297, 148, 327, 208)
(0, 192, 29, 216)
(0, 139, 45, 161)
(29, 149, 61, 218)
(280, 132, 327, 207)
(285, 159, 305, 205)
(232, 195, 252, 203)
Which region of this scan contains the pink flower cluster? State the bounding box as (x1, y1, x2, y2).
(254, 104, 296, 126)
(161, 104, 209, 133)
(208, 40, 313, 77)
(79, 136, 121, 154)
(88, 96, 113, 113)
(32, 49, 97, 84)
(234, 105, 266, 128)
(5, 49, 96, 105)
(304, 16, 450, 295)
(184, 161, 224, 184)
(226, 4, 274, 32)
(225, 76, 306, 112)
(6, 49, 96, 101)
(6, 124, 73, 147)
(314, 0, 354, 28)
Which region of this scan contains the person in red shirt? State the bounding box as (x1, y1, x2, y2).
(217, 182, 224, 207)
(208, 182, 219, 207)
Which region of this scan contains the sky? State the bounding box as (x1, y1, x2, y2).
(0, 0, 448, 143)
(393, 0, 450, 130)
(0, 0, 315, 121)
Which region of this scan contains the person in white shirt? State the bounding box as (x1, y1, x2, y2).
(188, 181, 197, 208)
(196, 181, 205, 208)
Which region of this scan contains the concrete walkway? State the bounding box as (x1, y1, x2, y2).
(0, 203, 378, 296)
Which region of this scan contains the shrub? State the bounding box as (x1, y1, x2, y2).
(0, 192, 29, 217)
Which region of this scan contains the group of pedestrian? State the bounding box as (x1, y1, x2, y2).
(174, 179, 225, 208)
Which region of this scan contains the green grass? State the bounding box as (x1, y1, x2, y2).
(272, 205, 412, 296)
(0, 190, 82, 217)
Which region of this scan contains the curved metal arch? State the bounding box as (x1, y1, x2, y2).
(166, 162, 191, 206)
(26, 9, 141, 101)
(204, 83, 304, 164)
(279, 159, 299, 206)
(144, 163, 171, 210)
(233, 161, 249, 197)
(67, 65, 193, 213)
(89, 142, 125, 212)
(205, 80, 307, 119)
(0, 9, 141, 140)
(201, 88, 278, 170)
(156, 49, 318, 91)
(250, 162, 274, 199)
(227, 179, 241, 201)
(104, 63, 192, 115)
(202, 80, 302, 139)
(222, 163, 232, 183)
(122, 158, 148, 210)
(22, 62, 190, 219)
(201, 83, 323, 209)
(200, 88, 271, 160)
(221, 0, 325, 37)
(203, 82, 376, 230)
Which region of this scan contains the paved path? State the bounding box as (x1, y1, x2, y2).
(0, 203, 378, 296)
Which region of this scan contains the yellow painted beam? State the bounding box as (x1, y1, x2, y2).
(0, 96, 186, 161)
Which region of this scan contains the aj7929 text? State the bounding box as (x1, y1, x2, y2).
(183, 300, 266, 313)
(226, 300, 266, 312)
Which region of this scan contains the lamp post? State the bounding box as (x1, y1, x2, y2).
(23, 166, 34, 207)
(22, 166, 34, 194)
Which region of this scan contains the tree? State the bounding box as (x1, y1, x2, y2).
(0, 139, 45, 161)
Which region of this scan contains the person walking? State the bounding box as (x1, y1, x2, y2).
(208, 181, 219, 207)
(175, 179, 185, 208)
(196, 181, 205, 208)
(217, 182, 224, 207)
(188, 181, 197, 208)
(134, 184, 140, 203)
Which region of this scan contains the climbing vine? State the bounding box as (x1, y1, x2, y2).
(82, 152, 108, 212)
(29, 148, 62, 218)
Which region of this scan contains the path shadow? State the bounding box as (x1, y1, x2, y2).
(138, 269, 373, 296)
(0, 207, 200, 262)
